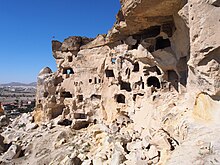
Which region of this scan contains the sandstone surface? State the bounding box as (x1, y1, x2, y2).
(0, 0, 219, 164)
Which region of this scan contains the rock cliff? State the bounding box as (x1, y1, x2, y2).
(1, 0, 219, 164)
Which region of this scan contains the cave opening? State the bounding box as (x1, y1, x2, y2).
(43, 92, 49, 98)
(131, 40, 140, 49)
(61, 92, 72, 98)
(91, 94, 101, 100)
(120, 81, 132, 92)
(63, 68, 74, 75)
(105, 69, 114, 77)
(111, 58, 116, 64)
(155, 37, 171, 50)
(168, 70, 179, 91)
(115, 94, 125, 104)
(133, 62, 140, 72)
(68, 56, 73, 62)
(147, 76, 161, 88)
(77, 95, 83, 102)
(74, 113, 87, 119)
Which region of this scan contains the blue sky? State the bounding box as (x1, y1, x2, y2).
(0, 0, 120, 83)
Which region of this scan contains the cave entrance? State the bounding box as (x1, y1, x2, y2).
(132, 62, 139, 72)
(168, 70, 179, 91)
(68, 56, 73, 62)
(77, 95, 83, 102)
(120, 81, 132, 92)
(115, 94, 125, 104)
(143, 66, 161, 76)
(74, 113, 87, 119)
(61, 92, 72, 98)
(155, 37, 171, 50)
(147, 76, 161, 88)
(91, 94, 101, 100)
(105, 69, 114, 77)
(63, 68, 74, 75)
(43, 92, 49, 98)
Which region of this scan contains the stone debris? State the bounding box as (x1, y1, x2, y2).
(0, 0, 220, 164)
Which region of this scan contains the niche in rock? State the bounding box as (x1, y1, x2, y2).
(131, 40, 140, 49)
(58, 119, 72, 126)
(61, 92, 72, 98)
(105, 69, 114, 77)
(177, 56, 188, 86)
(115, 94, 125, 104)
(43, 92, 49, 98)
(147, 76, 161, 88)
(120, 81, 132, 92)
(111, 58, 116, 64)
(77, 95, 83, 102)
(74, 113, 87, 119)
(133, 93, 144, 101)
(91, 94, 101, 100)
(162, 23, 175, 37)
(63, 68, 74, 75)
(132, 62, 139, 72)
(143, 66, 161, 76)
(125, 68, 131, 77)
(155, 37, 171, 50)
(68, 56, 73, 62)
(133, 26, 161, 40)
(168, 70, 179, 91)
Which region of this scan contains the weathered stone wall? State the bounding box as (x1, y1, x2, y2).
(33, 0, 220, 164)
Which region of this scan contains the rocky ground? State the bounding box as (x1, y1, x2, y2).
(0, 92, 220, 165)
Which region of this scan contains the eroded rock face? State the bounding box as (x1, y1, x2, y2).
(1, 0, 218, 164)
(187, 0, 220, 97)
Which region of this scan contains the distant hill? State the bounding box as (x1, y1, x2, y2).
(0, 82, 37, 87)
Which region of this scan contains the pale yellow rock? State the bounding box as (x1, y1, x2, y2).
(193, 93, 220, 122)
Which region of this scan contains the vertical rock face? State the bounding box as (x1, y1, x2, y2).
(187, 0, 220, 96)
(32, 0, 220, 164)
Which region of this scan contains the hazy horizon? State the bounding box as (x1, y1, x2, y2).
(0, 0, 120, 84)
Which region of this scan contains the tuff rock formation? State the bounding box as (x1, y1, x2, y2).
(1, 0, 220, 164)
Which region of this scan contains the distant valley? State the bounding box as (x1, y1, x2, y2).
(0, 82, 37, 87)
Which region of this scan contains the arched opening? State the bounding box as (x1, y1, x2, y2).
(63, 68, 74, 75)
(115, 94, 125, 104)
(147, 76, 161, 88)
(111, 58, 116, 64)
